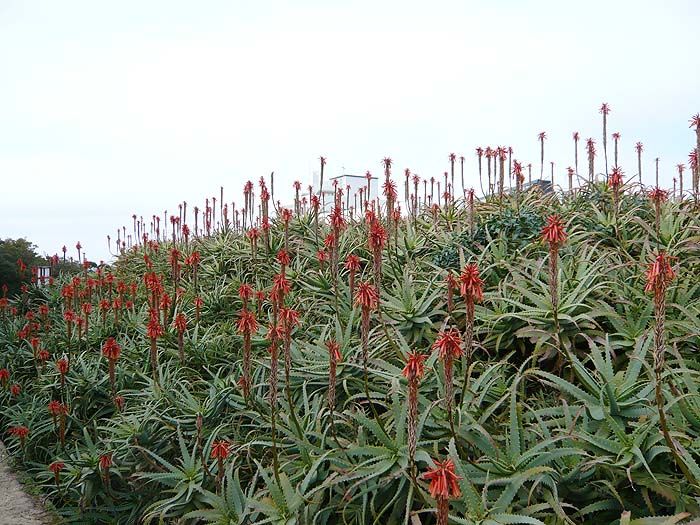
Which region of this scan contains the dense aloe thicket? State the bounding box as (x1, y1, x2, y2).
(2, 182, 700, 524)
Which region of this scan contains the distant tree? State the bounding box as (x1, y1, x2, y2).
(0, 238, 45, 298)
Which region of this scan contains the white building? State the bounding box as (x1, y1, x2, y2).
(311, 169, 380, 213)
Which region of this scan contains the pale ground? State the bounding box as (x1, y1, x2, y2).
(0, 442, 52, 525)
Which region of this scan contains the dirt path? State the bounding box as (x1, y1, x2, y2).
(0, 442, 52, 525)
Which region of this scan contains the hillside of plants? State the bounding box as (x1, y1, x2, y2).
(2, 116, 700, 524)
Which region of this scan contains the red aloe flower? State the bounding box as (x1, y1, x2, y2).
(56, 358, 69, 387)
(238, 283, 254, 304)
(459, 264, 484, 303)
(368, 220, 387, 295)
(433, 328, 462, 361)
(354, 280, 379, 389)
(211, 440, 231, 488)
(645, 252, 675, 295)
(402, 351, 426, 381)
(383, 178, 398, 202)
(9, 425, 30, 448)
(541, 215, 567, 317)
(586, 138, 596, 181)
(345, 254, 360, 301)
(689, 113, 700, 130)
(354, 280, 379, 311)
(237, 309, 257, 400)
(99, 452, 113, 490)
(49, 461, 65, 486)
(48, 400, 63, 428)
(174, 313, 187, 333)
(0, 368, 9, 387)
(689, 150, 698, 174)
(173, 313, 187, 363)
(401, 351, 427, 468)
(541, 215, 567, 247)
(432, 328, 462, 421)
(271, 273, 291, 308)
(648, 187, 668, 205)
(642, 250, 690, 483)
(47, 401, 68, 446)
(648, 187, 668, 235)
(99, 452, 112, 470)
(608, 166, 624, 201)
(102, 337, 121, 393)
(211, 440, 230, 459)
(459, 262, 483, 384)
(276, 249, 291, 271)
(147, 310, 163, 383)
(194, 296, 203, 323)
(423, 458, 461, 499)
(677, 164, 686, 198)
(237, 310, 258, 335)
(423, 458, 462, 525)
(317, 249, 329, 270)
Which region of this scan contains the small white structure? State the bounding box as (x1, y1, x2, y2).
(37, 266, 51, 286)
(311, 170, 379, 213)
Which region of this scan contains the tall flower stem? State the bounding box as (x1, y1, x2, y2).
(433, 328, 462, 442)
(268, 334, 281, 484)
(636, 142, 644, 185)
(458, 263, 483, 409)
(600, 103, 610, 176)
(541, 215, 567, 364)
(354, 281, 384, 427)
(645, 252, 697, 488)
(538, 132, 546, 180)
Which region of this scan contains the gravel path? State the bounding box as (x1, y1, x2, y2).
(0, 442, 52, 525)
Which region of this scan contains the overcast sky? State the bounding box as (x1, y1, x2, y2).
(1, 0, 698, 262)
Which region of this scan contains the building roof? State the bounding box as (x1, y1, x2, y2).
(330, 174, 378, 181)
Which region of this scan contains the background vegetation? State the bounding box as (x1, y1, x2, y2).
(1, 181, 700, 524)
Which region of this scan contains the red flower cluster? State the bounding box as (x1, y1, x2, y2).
(173, 313, 187, 334)
(402, 351, 426, 381)
(102, 338, 121, 361)
(237, 310, 258, 335)
(608, 166, 623, 190)
(541, 215, 567, 247)
(644, 252, 675, 294)
(147, 310, 164, 339)
(99, 452, 113, 470)
(423, 458, 461, 499)
(354, 281, 379, 310)
(648, 187, 668, 205)
(432, 329, 463, 360)
(459, 264, 484, 302)
(57, 358, 69, 376)
(326, 340, 342, 362)
(210, 440, 231, 460)
(9, 425, 29, 439)
(368, 221, 387, 254)
(344, 254, 360, 273)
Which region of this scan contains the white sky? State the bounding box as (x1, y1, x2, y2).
(1, 0, 698, 262)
